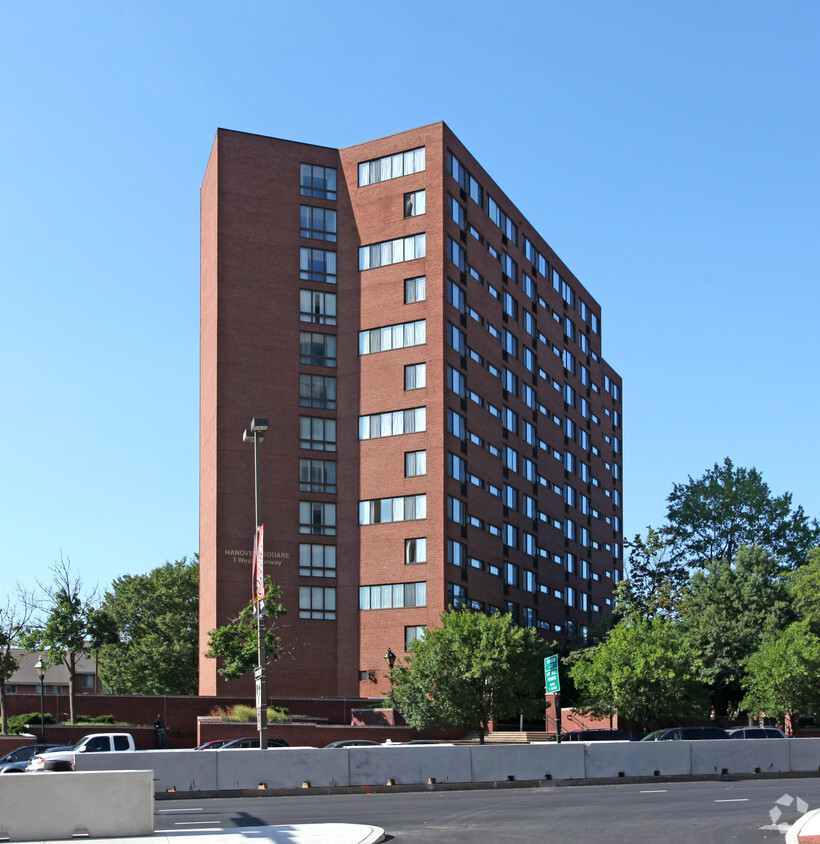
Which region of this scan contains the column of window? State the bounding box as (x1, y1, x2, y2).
(298, 162, 339, 623)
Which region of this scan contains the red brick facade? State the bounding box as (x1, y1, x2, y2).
(200, 123, 623, 701)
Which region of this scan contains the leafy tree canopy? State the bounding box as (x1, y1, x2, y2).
(97, 557, 199, 695)
(204, 576, 285, 681)
(618, 526, 688, 620)
(741, 620, 820, 726)
(678, 546, 794, 714)
(22, 556, 113, 723)
(666, 458, 819, 569)
(390, 609, 547, 743)
(567, 615, 709, 731)
(0, 589, 34, 734)
(787, 547, 820, 631)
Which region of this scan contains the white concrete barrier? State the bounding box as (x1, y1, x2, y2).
(690, 739, 791, 775)
(693, 738, 790, 775)
(471, 743, 585, 781)
(68, 739, 820, 792)
(75, 748, 219, 792)
(788, 737, 820, 773)
(216, 747, 349, 790)
(0, 770, 154, 841)
(347, 745, 472, 786)
(583, 740, 690, 778)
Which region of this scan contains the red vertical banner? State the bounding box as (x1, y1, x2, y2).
(255, 524, 265, 601)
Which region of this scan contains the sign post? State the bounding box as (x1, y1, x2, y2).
(544, 655, 561, 743)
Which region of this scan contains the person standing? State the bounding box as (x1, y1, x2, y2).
(153, 715, 166, 749)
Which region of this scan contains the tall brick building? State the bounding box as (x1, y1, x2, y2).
(199, 122, 623, 699)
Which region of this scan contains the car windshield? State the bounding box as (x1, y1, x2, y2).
(641, 730, 667, 741)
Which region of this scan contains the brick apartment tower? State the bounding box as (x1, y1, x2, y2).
(199, 122, 623, 699)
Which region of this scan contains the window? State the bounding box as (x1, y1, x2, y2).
(299, 374, 337, 408)
(502, 252, 518, 282)
(300, 290, 337, 325)
(503, 291, 518, 321)
(404, 189, 426, 217)
(448, 539, 466, 567)
(299, 458, 336, 493)
(504, 562, 519, 587)
(359, 319, 426, 354)
(503, 523, 518, 549)
(447, 366, 466, 398)
(487, 195, 518, 244)
(447, 236, 466, 271)
(405, 450, 426, 477)
(300, 247, 337, 283)
(447, 321, 466, 354)
(448, 194, 466, 229)
(447, 495, 466, 525)
(300, 205, 337, 241)
(300, 332, 337, 367)
(359, 406, 426, 439)
(448, 583, 467, 609)
(404, 362, 426, 390)
(447, 279, 466, 313)
(405, 625, 426, 648)
(359, 581, 427, 609)
(359, 147, 426, 186)
(447, 452, 466, 481)
(299, 586, 336, 619)
(405, 275, 426, 303)
(504, 600, 520, 623)
(447, 151, 483, 205)
(300, 163, 337, 200)
(359, 234, 426, 270)
(502, 329, 518, 358)
(405, 537, 427, 564)
(359, 494, 427, 525)
(299, 501, 337, 535)
(299, 543, 336, 577)
(299, 416, 336, 451)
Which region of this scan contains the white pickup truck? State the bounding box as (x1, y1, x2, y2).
(26, 733, 136, 771)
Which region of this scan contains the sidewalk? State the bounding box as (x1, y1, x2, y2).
(34, 824, 386, 844)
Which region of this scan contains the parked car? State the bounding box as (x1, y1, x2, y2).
(0, 744, 72, 773)
(219, 737, 290, 749)
(561, 729, 631, 742)
(27, 733, 136, 771)
(195, 739, 231, 750)
(641, 726, 730, 741)
(728, 726, 788, 739)
(324, 740, 381, 748)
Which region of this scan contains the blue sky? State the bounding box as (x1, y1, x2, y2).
(2, 1, 818, 595)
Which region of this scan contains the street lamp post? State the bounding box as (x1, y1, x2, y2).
(384, 648, 396, 696)
(34, 656, 46, 741)
(243, 417, 269, 750)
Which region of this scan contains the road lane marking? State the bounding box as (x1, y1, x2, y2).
(640, 790, 668, 793)
(714, 799, 749, 803)
(157, 808, 203, 813)
(175, 821, 221, 826)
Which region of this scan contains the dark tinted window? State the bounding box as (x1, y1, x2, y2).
(113, 736, 131, 751)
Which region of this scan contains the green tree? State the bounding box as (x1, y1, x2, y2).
(204, 576, 285, 680)
(23, 556, 114, 724)
(568, 615, 708, 731)
(666, 458, 819, 569)
(787, 547, 820, 631)
(0, 590, 33, 734)
(96, 557, 199, 694)
(618, 526, 687, 620)
(389, 609, 547, 744)
(741, 621, 820, 727)
(678, 546, 794, 715)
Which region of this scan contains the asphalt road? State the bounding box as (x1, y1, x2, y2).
(155, 777, 820, 842)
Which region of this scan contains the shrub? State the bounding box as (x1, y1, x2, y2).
(7, 713, 55, 734)
(208, 704, 290, 723)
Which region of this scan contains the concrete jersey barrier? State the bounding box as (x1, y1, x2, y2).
(0, 769, 154, 841)
(72, 739, 820, 793)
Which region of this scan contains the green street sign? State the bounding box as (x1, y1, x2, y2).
(544, 655, 560, 693)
